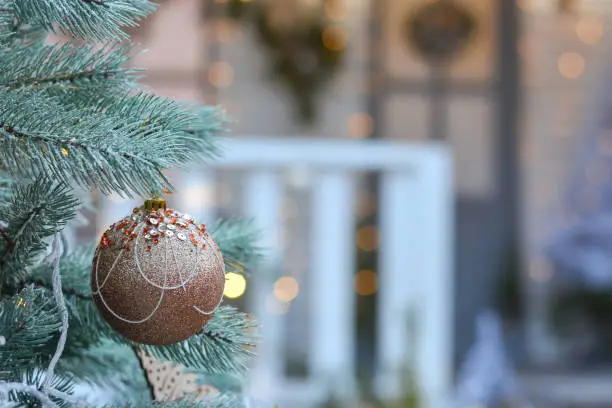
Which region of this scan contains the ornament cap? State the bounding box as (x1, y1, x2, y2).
(145, 198, 167, 211)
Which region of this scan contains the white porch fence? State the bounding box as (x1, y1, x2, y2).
(97, 137, 453, 408)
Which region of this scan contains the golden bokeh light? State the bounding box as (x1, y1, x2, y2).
(216, 19, 242, 44)
(347, 113, 374, 139)
(576, 17, 603, 44)
(557, 52, 585, 79)
(355, 270, 378, 296)
(224, 272, 247, 299)
(273, 276, 300, 303)
(357, 192, 377, 217)
(208, 61, 235, 88)
(322, 26, 347, 51)
(324, 0, 347, 22)
(356, 225, 379, 252)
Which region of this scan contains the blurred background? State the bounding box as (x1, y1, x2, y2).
(85, 0, 612, 407)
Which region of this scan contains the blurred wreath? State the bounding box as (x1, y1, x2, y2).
(405, 0, 477, 65)
(221, 0, 345, 124)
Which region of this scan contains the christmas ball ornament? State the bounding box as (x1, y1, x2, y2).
(91, 198, 225, 345)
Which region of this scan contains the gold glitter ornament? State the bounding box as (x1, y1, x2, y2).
(91, 199, 225, 345)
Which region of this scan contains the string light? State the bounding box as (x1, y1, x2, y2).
(558, 52, 585, 79)
(347, 113, 374, 139)
(216, 19, 242, 44)
(324, 0, 347, 22)
(356, 225, 379, 252)
(273, 276, 300, 302)
(224, 272, 247, 299)
(576, 16, 603, 44)
(357, 191, 377, 217)
(355, 270, 378, 296)
(322, 26, 347, 51)
(61, 147, 69, 156)
(208, 61, 235, 88)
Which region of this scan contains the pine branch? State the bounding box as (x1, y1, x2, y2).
(61, 340, 152, 406)
(138, 306, 258, 375)
(1, 368, 77, 408)
(9, 0, 157, 41)
(28, 245, 121, 352)
(0, 42, 140, 91)
(0, 178, 78, 293)
(212, 219, 263, 275)
(0, 286, 61, 376)
(0, 172, 13, 200)
(0, 90, 197, 197)
(76, 94, 226, 161)
(182, 105, 228, 160)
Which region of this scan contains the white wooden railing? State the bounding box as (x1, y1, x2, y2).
(97, 138, 453, 408)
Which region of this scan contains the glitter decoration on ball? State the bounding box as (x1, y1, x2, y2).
(91, 198, 225, 345)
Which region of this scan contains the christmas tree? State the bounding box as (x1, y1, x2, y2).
(452, 310, 532, 408)
(0, 1, 260, 407)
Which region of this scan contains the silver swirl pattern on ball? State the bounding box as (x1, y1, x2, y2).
(92, 209, 225, 325)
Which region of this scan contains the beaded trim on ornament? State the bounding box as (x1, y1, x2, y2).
(92, 207, 225, 325)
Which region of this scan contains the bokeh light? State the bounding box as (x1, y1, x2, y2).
(576, 17, 603, 45)
(208, 61, 235, 88)
(557, 52, 585, 79)
(356, 225, 379, 252)
(322, 26, 347, 51)
(324, 0, 347, 22)
(224, 272, 247, 299)
(274, 276, 300, 302)
(347, 113, 374, 139)
(355, 270, 378, 296)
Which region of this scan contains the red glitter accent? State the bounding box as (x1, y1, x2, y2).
(101, 235, 112, 249)
(146, 245, 152, 252)
(125, 229, 132, 235)
(153, 238, 159, 245)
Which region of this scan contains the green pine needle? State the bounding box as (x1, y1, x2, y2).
(6, 368, 75, 408)
(138, 306, 258, 375)
(212, 219, 263, 275)
(28, 246, 121, 352)
(0, 41, 139, 91)
(0, 90, 192, 197)
(9, 0, 157, 41)
(0, 285, 62, 377)
(0, 178, 78, 293)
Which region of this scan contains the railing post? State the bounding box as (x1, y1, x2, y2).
(308, 171, 357, 400)
(243, 170, 285, 404)
(376, 150, 453, 408)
